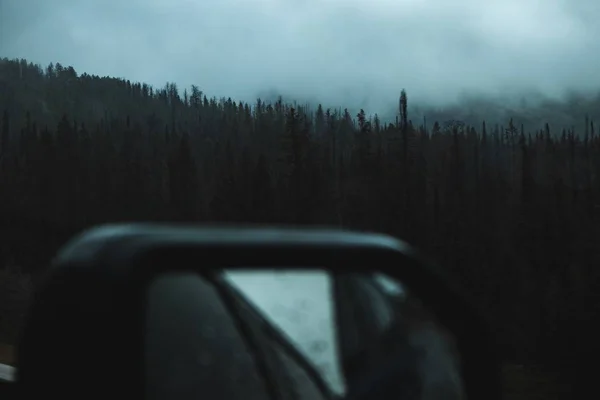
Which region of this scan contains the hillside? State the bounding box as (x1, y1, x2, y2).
(3, 57, 600, 134)
(0, 57, 597, 397)
(409, 91, 600, 136)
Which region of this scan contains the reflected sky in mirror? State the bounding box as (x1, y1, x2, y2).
(223, 270, 344, 394)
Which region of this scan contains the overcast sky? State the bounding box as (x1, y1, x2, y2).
(1, 0, 599, 113)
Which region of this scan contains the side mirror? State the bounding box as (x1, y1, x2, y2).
(12, 224, 501, 400)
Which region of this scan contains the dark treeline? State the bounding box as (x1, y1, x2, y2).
(1, 57, 598, 393)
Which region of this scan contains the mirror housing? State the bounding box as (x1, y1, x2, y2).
(13, 224, 502, 400)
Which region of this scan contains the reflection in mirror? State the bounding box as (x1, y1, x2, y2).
(223, 270, 344, 394)
(347, 272, 466, 400)
(145, 272, 274, 400)
(373, 272, 407, 298)
(145, 270, 466, 400)
(224, 270, 466, 400)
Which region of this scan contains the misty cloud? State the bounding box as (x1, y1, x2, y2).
(1, 0, 599, 114)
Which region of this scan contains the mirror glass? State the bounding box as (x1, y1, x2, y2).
(224, 270, 344, 393)
(145, 269, 466, 400)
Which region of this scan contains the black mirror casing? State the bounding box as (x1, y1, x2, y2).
(14, 224, 502, 400)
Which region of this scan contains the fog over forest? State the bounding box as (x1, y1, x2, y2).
(1, 0, 600, 123)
